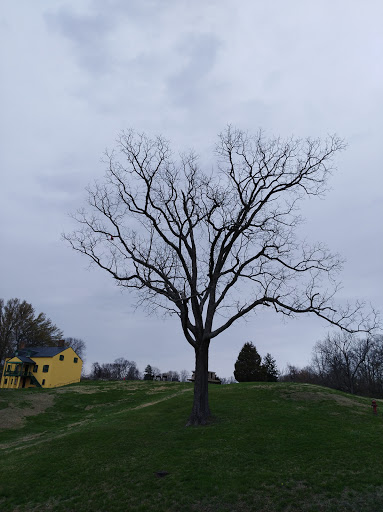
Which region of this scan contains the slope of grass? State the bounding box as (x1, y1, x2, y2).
(1, 381, 383, 512)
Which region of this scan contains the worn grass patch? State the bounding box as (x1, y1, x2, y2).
(0, 381, 382, 511)
(0, 391, 55, 430)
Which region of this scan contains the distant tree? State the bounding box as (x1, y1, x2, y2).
(0, 298, 63, 364)
(234, 342, 266, 382)
(90, 359, 140, 380)
(112, 358, 129, 379)
(279, 364, 318, 384)
(263, 353, 279, 382)
(166, 370, 180, 382)
(280, 334, 383, 395)
(124, 361, 142, 380)
(358, 335, 383, 396)
(150, 366, 161, 378)
(220, 376, 237, 384)
(125, 361, 141, 380)
(64, 337, 86, 361)
(91, 362, 102, 380)
(311, 332, 372, 394)
(179, 369, 189, 382)
(144, 364, 154, 380)
(65, 127, 379, 425)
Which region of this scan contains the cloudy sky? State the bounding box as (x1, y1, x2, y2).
(1, 0, 382, 378)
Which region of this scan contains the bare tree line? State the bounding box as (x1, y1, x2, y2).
(281, 333, 383, 397)
(87, 358, 191, 382)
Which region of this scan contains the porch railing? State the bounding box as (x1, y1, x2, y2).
(3, 371, 42, 388)
(4, 370, 35, 377)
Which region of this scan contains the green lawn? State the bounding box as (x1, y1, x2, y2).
(1, 381, 382, 512)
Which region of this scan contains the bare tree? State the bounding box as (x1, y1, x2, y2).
(220, 376, 237, 384)
(89, 358, 139, 380)
(179, 369, 189, 382)
(312, 332, 376, 394)
(358, 335, 383, 395)
(151, 366, 161, 378)
(166, 370, 180, 381)
(64, 127, 379, 425)
(279, 364, 318, 384)
(64, 337, 86, 361)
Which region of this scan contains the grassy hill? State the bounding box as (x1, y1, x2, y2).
(1, 381, 383, 512)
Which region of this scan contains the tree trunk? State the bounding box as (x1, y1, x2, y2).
(187, 341, 211, 426)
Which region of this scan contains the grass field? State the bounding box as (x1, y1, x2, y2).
(1, 380, 383, 512)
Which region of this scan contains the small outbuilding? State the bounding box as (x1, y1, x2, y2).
(154, 372, 179, 382)
(188, 371, 221, 384)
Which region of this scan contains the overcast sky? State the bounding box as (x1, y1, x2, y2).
(1, 0, 382, 378)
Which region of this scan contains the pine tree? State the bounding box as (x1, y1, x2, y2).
(263, 353, 279, 382)
(234, 342, 266, 382)
(144, 364, 154, 380)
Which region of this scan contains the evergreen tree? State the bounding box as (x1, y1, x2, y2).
(144, 364, 154, 380)
(234, 342, 266, 382)
(263, 353, 279, 382)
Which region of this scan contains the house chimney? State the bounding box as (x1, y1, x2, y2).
(19, 343, 26, 350)
(57, 339, 66, 348)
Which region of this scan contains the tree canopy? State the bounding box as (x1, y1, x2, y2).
(0, 298, 63, 364)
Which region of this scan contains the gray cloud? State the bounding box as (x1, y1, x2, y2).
(44, 5, 116, 76)
(43, 0, 173, 77)
(167, 33, 222, 106)
(1, 0, 382, 378)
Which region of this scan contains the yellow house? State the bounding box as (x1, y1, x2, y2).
(0, 346, 83, 389)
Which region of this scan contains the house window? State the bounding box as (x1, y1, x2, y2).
(42, 379, 45, 385)
(7, 365, 11, 371)
(59, 355, 64, 361)
(74, 358, 78, 363)
(43, 365, 49, 373)
(33, 365, 38, 373)
(4, 379, 7, 385)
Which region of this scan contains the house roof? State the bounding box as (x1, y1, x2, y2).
(17, 356, 36, 364)
(15, 347, 67, 359)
